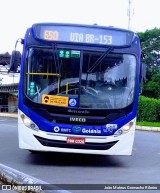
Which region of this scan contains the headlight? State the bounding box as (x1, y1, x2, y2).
(20, 113, 39, 131)
(23, 117, 31, 126)
(114, 121, 134, 136)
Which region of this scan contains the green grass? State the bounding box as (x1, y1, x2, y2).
(137, 121, 160, 127)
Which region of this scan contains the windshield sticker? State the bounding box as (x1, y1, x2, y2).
(68, 98, 78, 107)
(71, 50, 80, 58)
(29, 82, 35, 96)
(42, 94, 68, 107)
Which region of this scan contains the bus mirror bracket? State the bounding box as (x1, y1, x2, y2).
(8, 38, 23, 73)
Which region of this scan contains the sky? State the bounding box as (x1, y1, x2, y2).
(0, 0, 160, 54)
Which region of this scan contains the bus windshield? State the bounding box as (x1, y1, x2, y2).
(25, 47, 136, 109)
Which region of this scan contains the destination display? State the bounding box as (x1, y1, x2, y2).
(33, 23, 134, 46)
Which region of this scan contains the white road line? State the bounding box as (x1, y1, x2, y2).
(0, 119, 7, 121)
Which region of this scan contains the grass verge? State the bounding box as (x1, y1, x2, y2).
(137, 122, 160, 127)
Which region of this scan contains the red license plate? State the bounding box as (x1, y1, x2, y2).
(67, 137, 85, 144)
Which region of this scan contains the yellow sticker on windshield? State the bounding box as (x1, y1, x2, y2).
(42, 94, 68, 107)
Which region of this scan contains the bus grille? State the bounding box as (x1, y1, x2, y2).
(34, 135, 118, 150)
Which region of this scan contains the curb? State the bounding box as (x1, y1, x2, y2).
(0, 164, 71, 193)
(0, 113, 18, 118)
(136, 125, 160, 132)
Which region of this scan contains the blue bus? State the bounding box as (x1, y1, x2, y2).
(10, 23, 143, 155)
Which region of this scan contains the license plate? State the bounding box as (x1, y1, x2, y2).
(67, 137, 85, 144)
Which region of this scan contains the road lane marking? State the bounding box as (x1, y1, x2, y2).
(0, 124, 17, 127)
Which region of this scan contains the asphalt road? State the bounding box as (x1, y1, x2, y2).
(0, 117, 160, 193)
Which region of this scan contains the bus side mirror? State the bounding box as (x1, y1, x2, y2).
(139, 63, 146, 95)
(8, 50, 21, 73)
(141, 63, 146, 82)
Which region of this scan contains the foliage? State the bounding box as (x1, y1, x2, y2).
(137, 28, 160, 71)
(0, 52, 11, 65)
(137, 28, 160, 99)
(142, 73, 160, 98)
(137, 121, 160, 127)
(0, 78, 3, 85)
(137, 96, 160, 122)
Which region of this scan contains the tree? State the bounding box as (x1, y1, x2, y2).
(0, 52, 11, 66)
(0, 78, 3, 85)
(137, 28, 160, 80)
(137, 28, 160, 99)
(142, 73, 160, 99)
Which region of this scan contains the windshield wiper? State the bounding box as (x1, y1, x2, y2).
(85, 47, 113, 88)
(87, 47, 113, 73)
